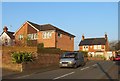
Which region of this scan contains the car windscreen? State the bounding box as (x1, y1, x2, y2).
(61, 52, 77, 58)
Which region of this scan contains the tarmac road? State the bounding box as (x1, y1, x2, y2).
(3, 60, 118, 80)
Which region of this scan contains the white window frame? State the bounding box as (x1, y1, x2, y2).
(18, 34, 23, 40)
(42, 31, 52, 39)
(34, 33, 38, 39)
(98, 45, 101, 49)
(90, 46, 92, 48)
(27, 33, 38, 40)
(27, 34, 33, 40)
(83, 45, 88, 51)
(94, 45, 97, 49)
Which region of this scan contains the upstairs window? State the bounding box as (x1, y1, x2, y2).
(42, 31, 52, 39)
(34, 33, 38, 39)
(28, 34, 33, 40)
(90, 46, 92, 48)
(58, 33, 62, 38)
(98, 45, 101, 49)
(83, 45, 88, 51)
(18, 34, 23, 40)
(27, 33, 38, 40)
(94, 45, 102, 49)
(70, 36, 73, 40)
(94, 45, 97, 49)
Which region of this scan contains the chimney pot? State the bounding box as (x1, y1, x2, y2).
(3, 26, 8, 32)
(105, 33, 107, 40)
(82, 34, 85, 41)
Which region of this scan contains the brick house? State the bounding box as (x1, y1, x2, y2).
(14, 21, 75, 51)
(78, 34, 109, 57)
(0, 26, 15, 46)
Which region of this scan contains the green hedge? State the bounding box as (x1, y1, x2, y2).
(11, 52, 33, 64)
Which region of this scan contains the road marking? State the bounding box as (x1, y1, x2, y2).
(92, 64, 97, 67)
(81, 67, 89, 71)
(53, 71, 75, 80)
(16, 73, 35, 79)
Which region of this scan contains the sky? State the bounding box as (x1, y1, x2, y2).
(2, 2, 118, 50)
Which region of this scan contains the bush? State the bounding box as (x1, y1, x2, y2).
(95, 55, 106, 60)
(11, 52, 33, 64)
(100, 55, 106, 60)
(37, 43, 44, 49)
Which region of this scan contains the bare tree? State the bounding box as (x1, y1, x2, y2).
(109, 40, 118, 51)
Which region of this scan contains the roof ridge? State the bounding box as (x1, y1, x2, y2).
(27, 21, 75, 37)
(40, 24, 51, 25)
(7, 31, 15, 33)
(85, 37, 105, 40)
(27, 21, 40, 25)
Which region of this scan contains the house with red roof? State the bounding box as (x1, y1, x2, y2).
(79, 34, 109, 57)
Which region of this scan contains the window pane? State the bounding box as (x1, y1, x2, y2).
(94, 45, 97, 49)
(43, 31, 52, 39)
(34, 33, 38, 39)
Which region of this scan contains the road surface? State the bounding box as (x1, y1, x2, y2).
(3, 60, 119, 80)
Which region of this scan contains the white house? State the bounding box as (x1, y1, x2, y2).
(0, 26, 15, 46)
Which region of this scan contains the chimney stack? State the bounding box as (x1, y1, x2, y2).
(105, 33, 107, 40)
(82, 34, 85, 41)
(3, 26, 8, 32)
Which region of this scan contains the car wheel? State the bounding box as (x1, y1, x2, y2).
(74, 64, 77, 68)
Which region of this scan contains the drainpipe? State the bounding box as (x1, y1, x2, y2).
(55, 29, 57, 48)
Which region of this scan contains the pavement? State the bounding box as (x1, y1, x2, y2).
(2, 60, 119, 80)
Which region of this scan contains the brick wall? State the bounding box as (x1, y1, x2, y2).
(15, 22, 38, 46)
(22, 54, 60, 71)
(56, 32, 74, 51)
(15, 22, 28, 45)
(2, 46, 60, 72)
(37, 31, 56, 48)
(2, 46, 37, 71)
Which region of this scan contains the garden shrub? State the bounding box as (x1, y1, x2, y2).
(11, 52, 33, 64)
(37, 43, 44, 49)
